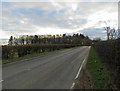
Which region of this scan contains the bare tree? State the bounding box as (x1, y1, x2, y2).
(104, 21, 118, 40)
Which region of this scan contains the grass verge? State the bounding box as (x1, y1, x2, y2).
(87, 47, 108, 89)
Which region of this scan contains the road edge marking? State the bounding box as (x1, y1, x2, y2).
(71, 46, 91, 89)
(70, 58, 86, 89)
(70, 82, 75, 89)
(75, 46, 91, 79)
(70, 46, 91, 89)
(0, 80, 3, 83)
(75, 58, 86, 79)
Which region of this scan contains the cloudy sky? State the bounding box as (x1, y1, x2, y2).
(1, 0, 119, 40)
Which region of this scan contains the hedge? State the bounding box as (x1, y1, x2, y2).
(93, 39, 120, 89)
(2, 44, 80, 60)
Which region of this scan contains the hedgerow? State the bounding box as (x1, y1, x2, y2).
(2, 44, 80, 60)
(93, 39, 120, 89)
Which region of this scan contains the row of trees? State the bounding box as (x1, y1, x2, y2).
(2, 33, 91, 61)
(8, 34, 91, 46)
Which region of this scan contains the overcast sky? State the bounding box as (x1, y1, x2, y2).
(1, 0, 119, 40)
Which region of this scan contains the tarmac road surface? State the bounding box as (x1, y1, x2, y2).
(2, 46, 90, 89)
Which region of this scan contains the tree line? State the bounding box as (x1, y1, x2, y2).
(8, 33, 91, 46)
(2, 33, 92, 60)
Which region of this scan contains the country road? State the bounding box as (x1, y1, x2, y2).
(2, 46, 90, 89)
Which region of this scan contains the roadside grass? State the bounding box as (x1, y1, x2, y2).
(2, 46, 80, 64)
(87, 47, 108, 89)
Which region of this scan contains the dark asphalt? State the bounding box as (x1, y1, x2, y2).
(2, 46, 90, 89)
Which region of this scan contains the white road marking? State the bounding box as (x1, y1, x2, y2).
(70, 46, 91, 89)
(75, 58, 86, 79)
(70, 47, 90, 89)
(70, 82, 75, 89)
(0, 80, 3, 83)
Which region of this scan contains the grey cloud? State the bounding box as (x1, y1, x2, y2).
(2, 2, 117, 39)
